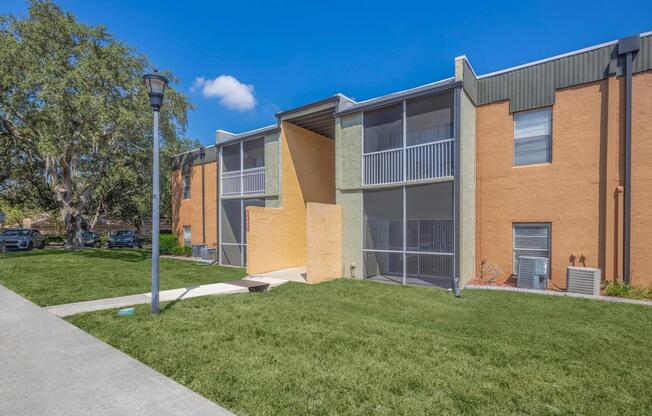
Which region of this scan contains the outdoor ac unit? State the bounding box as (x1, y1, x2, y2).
(566, 267, 601, 295)
(191, 244, 206, 257)
(517, 256, 549, 290)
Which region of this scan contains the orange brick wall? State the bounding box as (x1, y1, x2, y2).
(476, 71, 652, 288)
(171, 161, 218, 249)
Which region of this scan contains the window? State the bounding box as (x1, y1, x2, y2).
(183, 226, 191, 246)
(514, 107, 551, 166)
(513, 224, 550, 275)
(182, 173, 191, 199)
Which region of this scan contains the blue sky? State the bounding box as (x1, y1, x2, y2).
(4, 0, 652, 146)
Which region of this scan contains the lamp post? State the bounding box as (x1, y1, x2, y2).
(143, 70, 168, 314)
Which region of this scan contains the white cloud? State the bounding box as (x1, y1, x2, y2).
(192, 75, 256, 111)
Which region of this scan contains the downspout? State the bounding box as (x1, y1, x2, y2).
(617, 34, 640, 284)
(200, 146, 206, 244)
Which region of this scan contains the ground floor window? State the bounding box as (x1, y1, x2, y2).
(512, 223, 550, 276)
(220, 198, 264, 267)
(362, 182, 454, 288)
(183, 226, 191, 246)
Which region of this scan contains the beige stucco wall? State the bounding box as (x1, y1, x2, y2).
(247, 122, 335, 275)
(306, 203, 342, 283)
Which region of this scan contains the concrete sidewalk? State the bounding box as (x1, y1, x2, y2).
(46, 276, 289, 317)
(0, 285, 234, 416)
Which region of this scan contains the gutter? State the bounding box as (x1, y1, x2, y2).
(617, 34, 640, 284)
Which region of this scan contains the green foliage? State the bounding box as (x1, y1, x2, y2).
(0, 249, 245, 306)
(0, 1, 196, 246)
(68, 281, 652, 416)
(169, 245, 192, 257)
(159, 234, 178, 255)
(603, 280, 652, 300)
(44, 234, 66, 244)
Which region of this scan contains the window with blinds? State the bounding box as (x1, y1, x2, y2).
(513, 223, 550, 275)
(183, 226, 191, 247)
(514, 107, 551, 166)
(182, 173, 191, 199)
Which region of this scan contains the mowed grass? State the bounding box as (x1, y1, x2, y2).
(0, 249, 245, 306)
(68, 279, 652, 416)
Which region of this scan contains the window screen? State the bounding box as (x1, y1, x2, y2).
(243, 138, 264, 169)
(514, 107, 551, 166)
(222, 143, 241, 172)
(513, 224, 550, 275)
(183, 226, 191, 246)
(182, 174, 191, 199)
(363, 104, 403, 154)
(406, 91, 453, 147)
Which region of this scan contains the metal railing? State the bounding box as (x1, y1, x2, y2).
(221, 167, 265, 196)
(363, 139, 454, 186)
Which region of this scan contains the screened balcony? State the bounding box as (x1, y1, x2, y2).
(362, 91, 454, 186)
(221, 137, 265, 197)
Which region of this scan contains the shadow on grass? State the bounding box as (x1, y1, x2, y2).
(0, 247, 150, 263)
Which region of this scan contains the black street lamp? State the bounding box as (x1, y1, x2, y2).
(143, 70, 168, 314)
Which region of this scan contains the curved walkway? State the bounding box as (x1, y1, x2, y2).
(0, 285, 234, 416)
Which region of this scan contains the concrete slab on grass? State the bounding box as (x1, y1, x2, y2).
(0, 285, 234, 416)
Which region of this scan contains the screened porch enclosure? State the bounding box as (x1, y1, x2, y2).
(362, 182, 454, 288)
(220, 198, 265, 267)
(362, 91, 455, 186)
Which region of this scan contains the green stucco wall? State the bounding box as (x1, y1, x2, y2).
(459, 89, 476, 285)
(336, 189, 363, 278)
(336, 113, 362, 190)
(264, 132, 280, 197)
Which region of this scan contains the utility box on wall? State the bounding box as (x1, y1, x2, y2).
(567, 267, 602, 296)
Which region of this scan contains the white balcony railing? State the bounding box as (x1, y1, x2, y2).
(221, 167, 265, 196)
(363, 139, 454, 186)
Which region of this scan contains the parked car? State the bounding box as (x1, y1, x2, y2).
(82, 231, 102, 247)
(0, 229, 46, 251)
(107, 230, 143, 248)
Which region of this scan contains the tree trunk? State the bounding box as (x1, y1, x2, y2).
(64, 210, 84, 249)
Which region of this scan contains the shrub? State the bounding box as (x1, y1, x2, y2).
(45, 234, 66, 244)
(169, 245, 192, 257)
(159, 234, 178, 255)
(603, 281, 652, 300)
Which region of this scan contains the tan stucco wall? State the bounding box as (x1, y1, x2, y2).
(476, 72, 652, 289)
(247, 122, 336, 275)
(171, 161, 218, 248)
(631, 71, 652, 286)
(306, 203, 342, 283)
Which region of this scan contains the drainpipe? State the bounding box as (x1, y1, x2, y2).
(200, 146, 206, 244)
(617, 34, 640, 284)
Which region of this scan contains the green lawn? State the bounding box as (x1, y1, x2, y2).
(68, 279, 652, 416)
(0, 249, 245, 306)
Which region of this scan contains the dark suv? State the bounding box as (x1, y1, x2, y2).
(107, 230, 143, 248)
(82, 231, 102, 247)
(0, 229, 46, 251)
